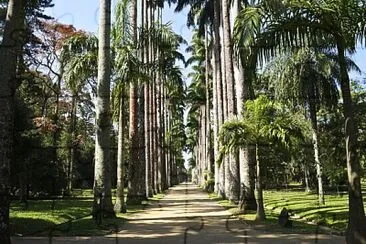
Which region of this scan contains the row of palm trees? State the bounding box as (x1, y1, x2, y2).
(182, 0, 366, 243)
(0, 0, 187, 241)
(93, 0, 187, 215)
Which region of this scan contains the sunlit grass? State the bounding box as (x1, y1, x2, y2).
(263, 189, 355, 231)
(10, 188, 162, 236)
(208, 189, 357, 234)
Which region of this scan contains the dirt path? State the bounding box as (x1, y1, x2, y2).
(12, 182, 344, 243)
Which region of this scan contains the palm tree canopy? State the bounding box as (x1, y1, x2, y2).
(218, 95, 309, 164)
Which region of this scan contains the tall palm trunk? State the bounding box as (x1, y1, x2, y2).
(212, 38, 219, 192)
(67, 94, 77, 194)
(164, 86, 171, 187)
(144, 43, 153, 197)
(93, 0, 114, 216)
(200, 105, 206, 185)
(222, 0, 239, 201)
(232, 0, 257, 212)
(127, 0, 146, 204)
(205, 27, 212, 178)
(160, 77, 167, 190)
(213, 0, 225, 198)
(53, 65, 63, 194)
(156, 72, 162, 192)
(114, 89, 127, 213)
(220, 16, 228, 199)
(0, 0, 24, 242)
(337, 40, 366, 244)
(143, 0, 153, 198)
(152, 68, 159, 193)
(255, 143, 265, 221)
(149, 4, 157, 194)
(309, 101, 324, 205)
(304, 164, 311, 193)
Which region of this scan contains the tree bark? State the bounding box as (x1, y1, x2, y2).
(222, 0, 239, 201)
(152, 70, 159, 193)
(160, 77, 167, 190)
(114, 89, 127, 213)
(127, 0, 146, 204)
(213, 0, 225, 198)
(337, 40, 366, 244)
(212, 38, 219, 193)
(255, 144, 265, 221)
(67, 94, 77, 194)
(0, 0, 24, 242)
(205, 27, 212, 180)
(93, 0, 114, 216)
(232, 0, 257, 212)
(304, 164, 311, 193)
(309, 101, 324, 205)
(156, 74, 162, 192)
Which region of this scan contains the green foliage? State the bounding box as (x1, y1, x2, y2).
(218, 95, 309, 164)
(185, 30, 207, 155)
(260, 48, 340, 110)
(61, 33, 98, 94)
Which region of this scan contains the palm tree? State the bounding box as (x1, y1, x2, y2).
(185, 30, 207, 185)
(221, 0, 239, 202)
(112, 0, 129, 212)
(142, 0, 154, 197)
(233, 0, 257, 212)
(219, 95, 307, 220)
(155, 22, 186, 189)
(112, 82, 127, 213)
(212, 0, 226, 197)
(234, 1, 366, 241)
(0, 1, 24, 241)
(93, 0, 114, 216)
(261, 48, 344, 205)
(127, 0, 147, 204)
(61, 33, 98, 194)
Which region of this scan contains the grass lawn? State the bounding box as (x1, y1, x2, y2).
(10, 189, 165, 236)
(209, 187, 366, 235)
(209, 193, 325, 235)
(263, 189, 360, 232)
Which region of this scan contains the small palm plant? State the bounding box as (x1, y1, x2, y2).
(218, 95, 309, 220)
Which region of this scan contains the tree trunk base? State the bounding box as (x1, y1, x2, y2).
(238, 198, 257, 213)
(0, 189, 10, 244)
(114, 201, 127, 213)
(147, 190, 153, 198)
(255, 211, 266, 222)
(346, 220, 366, 244)
(126, 195, 147, 205)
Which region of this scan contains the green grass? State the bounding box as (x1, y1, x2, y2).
(263, 189, 356, 232)
(209, 189, 354, 235)
(10, 188, 164, 236)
